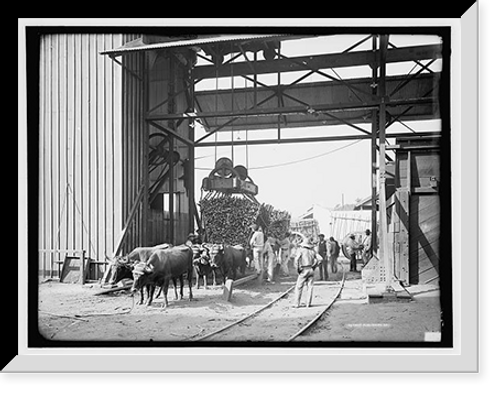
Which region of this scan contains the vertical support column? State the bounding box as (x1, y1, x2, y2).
(377, 34, 393, 290)
(187, 52, 196, 234)
(168, 55, 176, 245)
(371, 35, 378, 254)
(142, 51, 150, 246)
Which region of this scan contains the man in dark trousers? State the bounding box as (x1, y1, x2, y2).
(317, 234, 328, 280)
(345, 234, 361, 272)
(328, 236, 340, 274)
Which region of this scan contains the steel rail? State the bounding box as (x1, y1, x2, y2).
(288, 264, 346, 341)
(195, 264, 347, 342)
(194, 285, 296, 341)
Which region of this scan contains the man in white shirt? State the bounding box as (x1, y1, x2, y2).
(293, 238, 323, 308)
(249, 224, 265, 274)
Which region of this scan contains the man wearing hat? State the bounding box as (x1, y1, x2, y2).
(317, 234, 328, 281)
(345, 234, 361, 272)
(249, 224, 265, 275)
(293, 238, 323, 308)
(185, 233, 197, 247)
(362, 229, 373, 265)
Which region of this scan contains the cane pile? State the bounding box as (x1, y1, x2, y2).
(199, 195, 291, 246)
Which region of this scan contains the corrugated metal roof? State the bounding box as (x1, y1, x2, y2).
(100, 34, 290, 56)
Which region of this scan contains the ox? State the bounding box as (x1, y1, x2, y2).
(209, 244, 246, 282)
(131, 245, 194, 309)
(109, 244, 185, 303)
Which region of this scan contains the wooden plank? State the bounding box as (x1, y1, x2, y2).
(409, 194, 440, 284)
(233, 273, 259, 287)
(60, 255, 83, 284)
(94, 284, 133, 296)
(101, 185, 146, 285)
(223, 273, 271, 301)
(394, 189, 409, 285)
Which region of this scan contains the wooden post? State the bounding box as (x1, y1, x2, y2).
(222, 274, 259, 302)
(80, 250, 87, 285)
(115, 185, 145, 257)
(101, 185, 145, 285)
(222, 279, 234, 301)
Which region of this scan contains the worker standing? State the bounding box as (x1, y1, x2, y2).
(264, 236, 278, 283)
(249, 224, 265, 277)
(278, 232, 291, 277)
(293, 238, 323, 308)
(345, 234, 361, 272)
(317, 234, 328, 280)
(362, 229, 373, 265)
(327, 236, 340, 274)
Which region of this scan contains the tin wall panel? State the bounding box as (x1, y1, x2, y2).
(121, 37, 147, 253)
(39, 33, 124, 275)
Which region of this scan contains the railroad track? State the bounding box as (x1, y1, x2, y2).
(194, 265, 346, 342)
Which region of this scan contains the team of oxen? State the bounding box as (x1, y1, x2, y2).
(109, 242, 247, 309)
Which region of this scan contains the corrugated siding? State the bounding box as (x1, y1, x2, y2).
(39, 34, 124, 275)
(121, 36, 148, 253)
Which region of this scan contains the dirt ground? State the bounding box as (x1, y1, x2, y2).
(37, 261, 442, 344)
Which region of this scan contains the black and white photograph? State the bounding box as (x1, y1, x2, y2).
(29, 26, 454, 347)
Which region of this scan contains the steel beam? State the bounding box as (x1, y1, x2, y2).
(149, 97, 433, 122)
(188, 72, 439, 132)
(195, 132, 440, 147)
(193, 67, 320, 145)
(188, 59, 196, 234)
(147, 120, 194, 147)
(192, 44, 442, 80)
(376, 34, 395, 290)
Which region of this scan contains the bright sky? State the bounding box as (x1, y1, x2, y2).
(192, 34, 442, 218)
